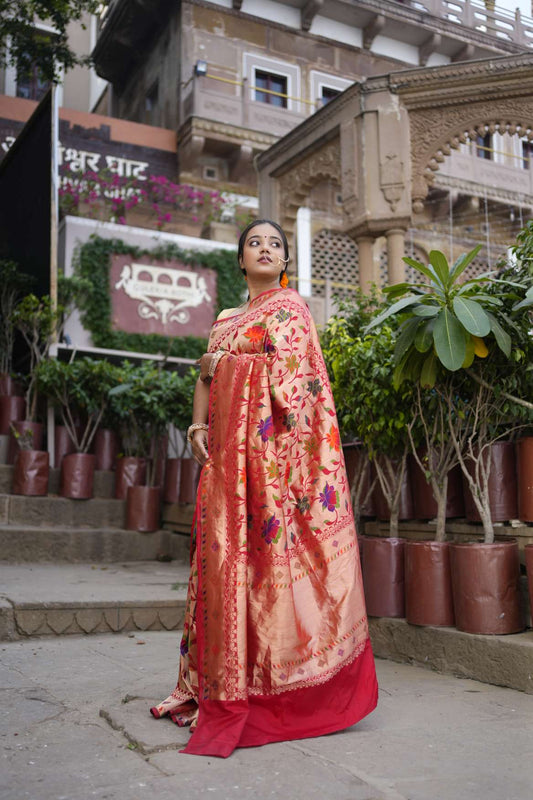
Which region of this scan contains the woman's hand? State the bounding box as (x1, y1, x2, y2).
(191, 427, 209, 466)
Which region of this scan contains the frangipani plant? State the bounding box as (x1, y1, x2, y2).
(365, 245, 533, 543)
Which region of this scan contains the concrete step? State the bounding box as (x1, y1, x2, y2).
(0, 492, 125, 528)
(0, 462, 115, 497)
(0, 561, 189, 640)
(0, 524, 191, 563)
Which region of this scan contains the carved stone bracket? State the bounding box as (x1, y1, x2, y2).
(380, 153, 405, 212)
(420, 33, 442, 67)
(363, 14, 385, 51)
(301, 0, 324, 32)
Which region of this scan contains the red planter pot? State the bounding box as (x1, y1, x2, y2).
(126, 485, 161, 532)
(450, 540, 524, 635)
(163, 458, 182, 503)
(115, 456, 147, 500)
(0, 374, 23, 396)
(342, 443, 376, 517)
(373, 458, 414, 521)
(60, 453, 95, 499)
(361, 536, 406, 618)
(12, 450, 49, 496)
(462, 442, 518, 523)
(54, 425, 76, 469)
(0, 395, 25, 435)
(405, 540, 455, 627)
(94, 428, 119, 471)
(7, 421, 44, 465)
(525, 544, 533, 628)
(179, 458, 201, 505)
(410, 457, 465, 520)
(517, 437, 533, 523)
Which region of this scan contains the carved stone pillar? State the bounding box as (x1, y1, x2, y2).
(356, 235, 375, 291)
(386, 229, 406, 285)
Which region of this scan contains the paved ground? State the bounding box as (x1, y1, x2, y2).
(2, 631, 532, 800)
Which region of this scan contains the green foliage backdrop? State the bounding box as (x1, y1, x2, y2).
(72, 236, 243, 359)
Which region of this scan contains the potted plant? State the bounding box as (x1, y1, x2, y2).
(163, 367, 196, 504)
(322, 310, 416, 618)
(366, 243, 533, 634)
(36, 357, 120, 499)
(114, 362, 177, 532)
(108, 361, 148, 500)
(10, 425, 49, 496)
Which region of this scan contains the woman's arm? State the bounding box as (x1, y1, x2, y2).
(190, 376, 210, 465)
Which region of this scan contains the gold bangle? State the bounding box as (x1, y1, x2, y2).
(207, 349, 225, 379)
(187, 422, 208, 443)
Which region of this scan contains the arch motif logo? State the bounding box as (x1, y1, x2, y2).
(115, 262, 211, 325)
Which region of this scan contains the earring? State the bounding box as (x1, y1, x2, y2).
(241, 268, 247, 279)
(279, 270, 289, 289)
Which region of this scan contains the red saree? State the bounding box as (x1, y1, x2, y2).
(151, 287, 378, 757)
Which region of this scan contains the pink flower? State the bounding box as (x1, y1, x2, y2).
(319, 483, 338, 512)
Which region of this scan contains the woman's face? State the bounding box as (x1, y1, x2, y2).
(240, 223, 287, 281)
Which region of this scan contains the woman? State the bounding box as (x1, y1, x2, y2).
(151, 220, 378, 757)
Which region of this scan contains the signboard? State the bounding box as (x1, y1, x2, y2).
(110, 254, 217, 338)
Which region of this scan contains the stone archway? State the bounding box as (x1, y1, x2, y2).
(257, 52, 533, 289)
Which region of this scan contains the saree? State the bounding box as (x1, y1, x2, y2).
(151, 287, 378, 757)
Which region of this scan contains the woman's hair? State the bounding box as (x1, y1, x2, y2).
(237, 219, 289, 266)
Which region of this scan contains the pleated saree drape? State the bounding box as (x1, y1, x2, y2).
(151, 287, 377, 757)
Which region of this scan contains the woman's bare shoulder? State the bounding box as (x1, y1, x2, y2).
(216, 307, 240, 321)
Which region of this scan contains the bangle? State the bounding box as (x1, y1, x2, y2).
(207, 349, 225, 379)
(187, 422, 208, 443)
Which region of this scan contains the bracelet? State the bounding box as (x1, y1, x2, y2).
(207, 349, 226, 379)
(187, 423, 208, 443)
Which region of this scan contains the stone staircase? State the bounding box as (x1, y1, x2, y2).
(0, 463, 191, 640)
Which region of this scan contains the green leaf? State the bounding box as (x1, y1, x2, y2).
(414, 318, 435, 353)
(420, 351, 438, 388)
(428, 250, 450, 288)
(461, 336, 475, 368)
(393, 318, 420, 364)
(452, 297, 491, 336)
(448, 244, 483, 282)
(512, 285, 533, 311)
(363, 294, 421, 333)
(433, 308, 466, 371)
(486, 311, 511, 358)
(412, 304, 439, 318)
(402, 256, 437, 284)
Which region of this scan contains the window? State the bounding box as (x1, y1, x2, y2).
(254, 70, 287, 108)
(16, 57, 51, 102)
(476, 133, 492, 160)
(321, 87, 341, 105)
(522, 141, 533, 170)
(145, 82, 159, 126)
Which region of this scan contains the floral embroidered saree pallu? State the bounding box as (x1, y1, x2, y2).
(151, 288, 378, 757)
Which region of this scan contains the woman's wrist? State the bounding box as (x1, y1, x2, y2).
(207, 349, 226, 379)
(187, 422, 208, 443)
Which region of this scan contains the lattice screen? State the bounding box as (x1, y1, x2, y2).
(311, 229, 359, 298)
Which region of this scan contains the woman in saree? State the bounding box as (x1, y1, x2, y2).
(150, 220, 378, 757)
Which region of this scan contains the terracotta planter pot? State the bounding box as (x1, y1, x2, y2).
(525, 544, 533, 628)
(126, 485, 161, 532)
(361, 536, 406, 618)
(12, 449, 49, 496)
(163, 458, 182, 503)
(517, 437, 533, 523)
(463, 441, 518, 522)
(0, 395, 25, 435)
(179, 458, 201, 505)
(410, 456, 465, 520)
(54, 425, 76, 468)
(373, 457, 414, 521)
(342, 443, 375, 517)
(94, 428, 119, 471)
(405, 540, 455, 627)
(60, 453, 95, 499)
(115, 456, 147, 500)
(7, 421, 44, 465)
(450, 540, 524, 634)
(0, 374, 23, 396)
